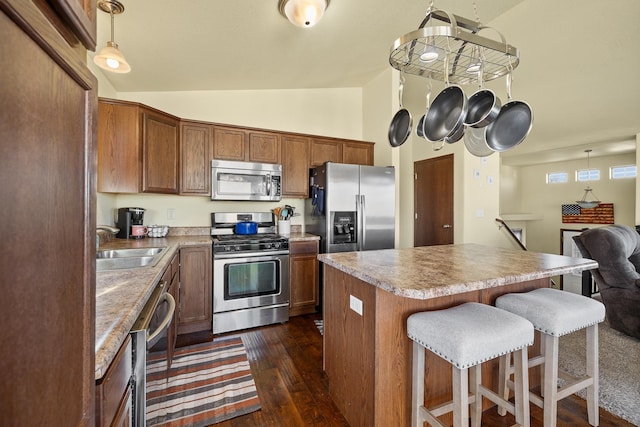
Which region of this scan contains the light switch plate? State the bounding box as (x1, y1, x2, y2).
(349, 295, 363, 316)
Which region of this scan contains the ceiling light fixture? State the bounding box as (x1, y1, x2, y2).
(94, 0, 131, 73)
(419, 37, 439, 63)
(466, 45, 482, 74)
(278, 0, 330, 28)
(576, 149, 601, 209)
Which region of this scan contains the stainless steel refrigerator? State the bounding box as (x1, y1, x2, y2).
(306, 162, 395, 253)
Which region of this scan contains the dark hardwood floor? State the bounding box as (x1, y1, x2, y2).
(176, 314, 634, 427)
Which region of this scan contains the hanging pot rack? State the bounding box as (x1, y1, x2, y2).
(389, 10, 519, 85)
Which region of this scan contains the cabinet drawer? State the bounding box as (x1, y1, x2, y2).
(95, 335, 132, 427)
(289, 240, 319, 256)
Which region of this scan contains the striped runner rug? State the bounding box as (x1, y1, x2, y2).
(146, 337, 261, 426)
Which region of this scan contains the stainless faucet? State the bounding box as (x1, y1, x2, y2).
(97, 225, 120, 234)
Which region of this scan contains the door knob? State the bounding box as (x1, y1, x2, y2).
(443, 224, 452, 229)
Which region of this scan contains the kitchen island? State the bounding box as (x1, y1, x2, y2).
(317, 243, 597, 427)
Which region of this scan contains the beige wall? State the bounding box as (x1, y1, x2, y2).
(502, 152, 636, 255)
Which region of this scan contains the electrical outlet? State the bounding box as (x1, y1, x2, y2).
(349, 295, 363, 316)
(167, 208, 176, 220)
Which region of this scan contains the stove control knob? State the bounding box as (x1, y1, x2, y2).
(274, 242, 280, 249)
(265, 243, 272, 249)
(235, 245, 241, 251)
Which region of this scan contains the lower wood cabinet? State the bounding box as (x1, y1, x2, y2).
(289, 240, 319, 316)
(166, 253, 180, 366)
(95, 335, 132, 427)
(178, 245, 212, 335)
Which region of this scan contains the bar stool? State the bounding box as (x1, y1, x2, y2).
(495, 288, 605, 427)
(407, 302, 534, 427)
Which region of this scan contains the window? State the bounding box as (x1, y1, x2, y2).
(610, 165, 636, 179)
(576, 168, 600, 182)
(546, 172, 568, 184)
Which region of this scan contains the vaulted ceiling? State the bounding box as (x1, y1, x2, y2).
(94, 0, 640, 166)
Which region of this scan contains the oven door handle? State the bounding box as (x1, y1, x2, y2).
(147, 292, 176, 344)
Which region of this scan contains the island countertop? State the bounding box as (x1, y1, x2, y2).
(317, 243, 598, 299)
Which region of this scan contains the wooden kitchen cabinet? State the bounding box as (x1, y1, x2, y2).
(289, 240, 319, 316)
(311, 137, 374, 167)
(342, 140, 374, 165)
(165, 253, 180, 367)
(281, 135, 311, 198)
(2, 2, 96, 424)
(95, 335, 132, 427)
(98, 98, 180, 194)
(180, 121, 212, 195)
(212, 126, 281, 164)
(178, 245, 212, 335)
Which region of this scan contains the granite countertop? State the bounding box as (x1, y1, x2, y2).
(95, 235, 211, 380)
(317, 243, 598, 300)
(286, 231, 320, 242)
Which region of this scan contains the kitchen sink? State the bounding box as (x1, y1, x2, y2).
(96, 247, 165, 259)
(96, 247, 166, 272)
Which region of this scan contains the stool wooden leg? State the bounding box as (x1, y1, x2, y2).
(586, 324, 599, 426)
(412, 341, 425, 427)
(452, 366, 470, 427)
(469, 364, 482, 427)
(497, 354, 510, 416)
(513, 348, 531, 427)
(543, 333, 559, 427)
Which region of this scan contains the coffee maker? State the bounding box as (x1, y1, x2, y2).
(116, 207, 145, 239)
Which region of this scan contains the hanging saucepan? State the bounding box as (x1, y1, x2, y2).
(388, 72, 412, 147)
(423, 53, 468, 143)
(464, 126, 495, 157)
(485, 72, 533, 152)
(464, 27, 506, 129)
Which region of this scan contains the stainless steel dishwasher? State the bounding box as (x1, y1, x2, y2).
(130, 280, 175, 427)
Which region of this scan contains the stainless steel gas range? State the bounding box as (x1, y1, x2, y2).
(211, 212, 290, 334)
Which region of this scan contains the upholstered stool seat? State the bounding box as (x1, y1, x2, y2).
(496, 288, 605, 427)
(408, 302, 534, 427)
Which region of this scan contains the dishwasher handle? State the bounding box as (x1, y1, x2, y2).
(147, 292, 176, 344)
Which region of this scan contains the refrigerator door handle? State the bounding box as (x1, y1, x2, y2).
(356, 194, 363, 251)
(360, 195, 366, 250)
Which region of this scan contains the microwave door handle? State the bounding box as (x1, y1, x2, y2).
(146, 292, 176, 344)
(266, 173, 271, 196)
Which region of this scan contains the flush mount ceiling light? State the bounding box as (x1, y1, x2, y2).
(576, 149, 601, 209)
(94, 0, 131, 73)
(466, 45, 482, 74)
(278, 0, 330, 28)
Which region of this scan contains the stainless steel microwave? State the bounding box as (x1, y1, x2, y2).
(211, 160, 282, 201)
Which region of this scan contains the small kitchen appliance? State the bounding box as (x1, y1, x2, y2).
(211, 212, 290, 334)
(116, 207, 146, 239)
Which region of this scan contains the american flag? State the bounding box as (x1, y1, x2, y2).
(562, 203, 614, 224)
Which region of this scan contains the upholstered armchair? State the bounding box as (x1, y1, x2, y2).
(573, 224, 640, 340)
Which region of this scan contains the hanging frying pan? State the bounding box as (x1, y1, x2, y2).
(485, 72, 533, 152)
(388, 72, 412, 147)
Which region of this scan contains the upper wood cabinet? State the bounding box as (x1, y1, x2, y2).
(310, 138, 343, 166)
(281, 135, 310, 198)
(98, 99, 180, 194)
(212, 126, 281, 164)
(310, 137, 374, 167)
(180, 121, 212, 195)
(142, 109, 180, 193)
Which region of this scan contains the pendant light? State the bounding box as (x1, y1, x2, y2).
(278, 0, 330, 28)
(94, 0, 131, 73)
(576, 149, 601, 209)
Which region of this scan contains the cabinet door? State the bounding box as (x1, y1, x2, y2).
(248, 131, 280, 164)
(213, 127, 246, 161)
(342, 141, 373, 165)
(180, 122, 211, 195)
(289, 240, 319, 316)
(98, 101, 141, 193)
(143, 110, 180, 193)
(310, 138, 343, 167)
(281, 135, 310, 197)
(178, 245, 212, 335)
(2, 3, 96, 425)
